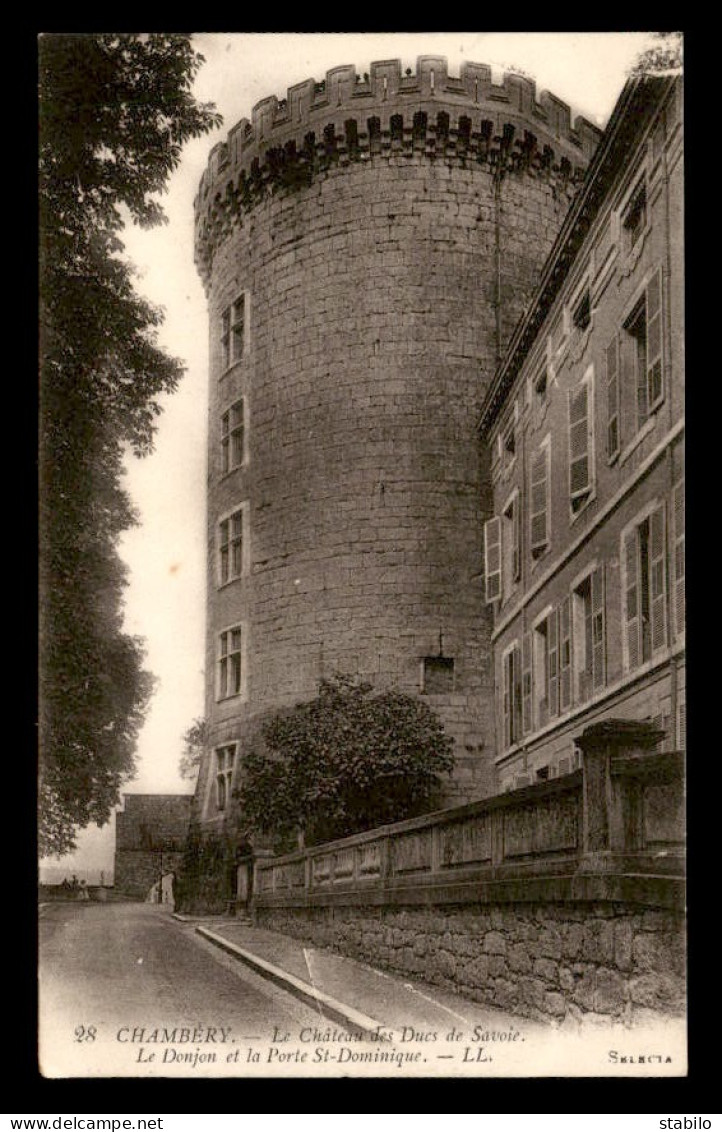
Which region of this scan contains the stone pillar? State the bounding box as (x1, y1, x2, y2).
(575, 719, 664, 873)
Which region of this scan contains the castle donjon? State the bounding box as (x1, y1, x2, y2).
(193, 56, 604, 833)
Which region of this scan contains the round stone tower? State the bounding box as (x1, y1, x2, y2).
(193, 56, 602, 829)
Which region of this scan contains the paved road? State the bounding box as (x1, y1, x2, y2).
(38, 902, 322, 1078)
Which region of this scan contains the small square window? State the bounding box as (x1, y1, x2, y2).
(423, 656, 454, 694)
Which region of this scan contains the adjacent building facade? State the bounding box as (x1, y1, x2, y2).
(479, 74, 684, 791)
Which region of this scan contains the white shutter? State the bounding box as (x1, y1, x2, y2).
(569, 382, 591, 500)
(650, 503, 667, 653)
(530, 447, 548, 554)
(624, 528, 640, 671)
(673, 480, 685, 639)
(502, 650, 512, 748)
(484, 517, 502, 603)
(606, 335, 620, 460)
(646, 268, 664, 410)
(591, 566, 605, 690)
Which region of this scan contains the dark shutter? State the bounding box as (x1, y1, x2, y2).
(646, 268, 664, 409)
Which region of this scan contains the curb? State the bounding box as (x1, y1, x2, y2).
(195, 925, 387, 1038)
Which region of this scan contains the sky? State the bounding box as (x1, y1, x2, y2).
(41, 31, 663, 882)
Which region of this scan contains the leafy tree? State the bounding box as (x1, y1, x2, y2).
(179, 718, 207, 782)
(38, 35, 221, 856)
(236, 676, 455, 848)
(630, 32, 683, 75)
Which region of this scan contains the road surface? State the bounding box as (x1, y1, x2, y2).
(38, 902, 323, 1078)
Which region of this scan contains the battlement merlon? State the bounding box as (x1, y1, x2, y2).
(194, 56, 603, 209)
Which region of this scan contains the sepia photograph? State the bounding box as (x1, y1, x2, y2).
(38, 31, 686, 1079)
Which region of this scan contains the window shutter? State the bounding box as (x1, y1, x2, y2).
(591, 566, 605, 690)
(512, 644, 522, 744)
(624, 528, 640, 670)
(484, 517, 502, 603)
(673, 480, 685, 639)
(569, 383, 590, 499)
(606, 335, 620, 459)
(559, 597, 571, 711)
(530, 447, 548, 554)
(548, 611, 559, 717)
(636, 337, 649, 426)
(502, 652, 512, 748)
(512, 496, 521, 582)
(677, 693, 686, 751)
(646, 268, 664, 409)
(650, 503, 667, 653)
(522, 631, 532, 733)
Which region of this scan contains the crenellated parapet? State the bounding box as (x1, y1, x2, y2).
(194, 56, 603, 289)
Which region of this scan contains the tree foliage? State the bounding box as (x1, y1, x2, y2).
(38, 35, 221, 856)
(237, 676, 455, 848)
(179, 718, 207, 781)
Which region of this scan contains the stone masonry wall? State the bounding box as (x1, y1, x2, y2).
(255, 903, 685, 1027)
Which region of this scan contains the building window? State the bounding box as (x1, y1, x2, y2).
(559, 596, 572, 712)
(215, 746, 235, 811)
(568, 367, 595, 514)
(423, 656, 454, 694)
(622, 505, 667, 672)
(218, 506, 247, 586)
(221, 399, 245, 474)
(605, 335, 620, 461)
(522, 631, 533, 734)
(503, 420, 516, 465)
(502, 644, 522, 749)
(502, 492, 521, 589)
(484, 515, 502, 604)
(622, 178, 647, 253)
(221, 294, 246, 371)
(530, 439, 550, 558)
(534, 366, 548, 408)
(572, 567, 605, 702)
(623, 268, 664, 430)
(218, 625, 243, 700)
